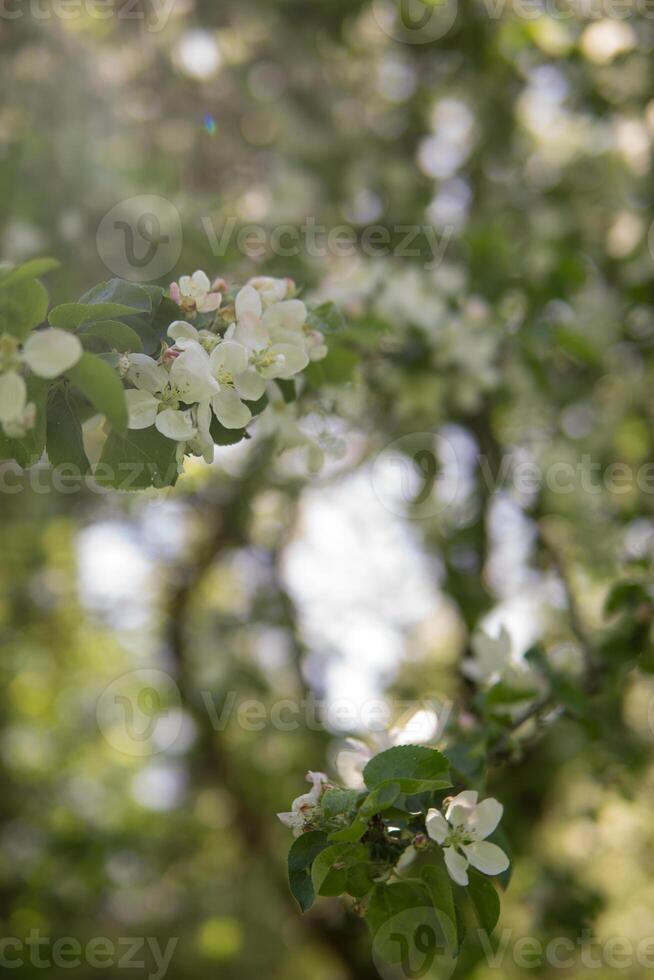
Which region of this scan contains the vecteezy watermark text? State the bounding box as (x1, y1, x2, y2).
(0, 0, 176, 30)
(0, 932, 177, 978)
(201, 216, 453, 271)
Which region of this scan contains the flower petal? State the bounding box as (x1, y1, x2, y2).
(468, 798, 503, 840)
(262, 299, 307, 332)
(445, 790, 478, 826)
(211, 390, 252, 429)
(270, 342, 309, 379)
(23, 329, 82, 379)
(197, 292, 222, 313)
(235, 369, 266, 401)
(155, 408, 197, 441)
(125, 389, 158, 429)
(210, 340, 248, 378)
(462, 841, 509, 876)
(167, 320, 199, 342)
(425, 808, 449, 845)
(127, 354, 168, 393)
(444, 847, 469, 886)
(0, 371, 27, 423)
(169, 342, 219, 403)
(235, 284, 263, 322)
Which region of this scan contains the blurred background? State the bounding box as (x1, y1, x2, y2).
(2, 0, 654, 977)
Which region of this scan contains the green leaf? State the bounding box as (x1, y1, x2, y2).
(328, 818, 367, 843)
(359, 782, 401, 818)
(0, 279, 49, 340)
(65, 353, 127, 434)
(421, 860, 459, 954)
(485, 683, 539, 707)
(304, 343, 357, 385)
(96, 427, 178, 490)
(0, 257, 60, 286)
(209, 415, 248, 446)
(307, 301, 346, 335)
(287, 831, 329, 912)
(320, 788, 360, 821)
(79, 320, 144, 353)
(363, 745, 451, 795)
(275, 378, 296, 403)
(46, 388, 90, 474)
(346, 862, 375, 898)
(467, 869, 500, 935)
(79, 279, 153, 313)
(49, 303, 143, 331)
(311, 842, 368, 897)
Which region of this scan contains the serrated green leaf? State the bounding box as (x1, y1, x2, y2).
(363, 745, 451, 795)
(467, 869, 500, 935)
(65, 353, 127, 434)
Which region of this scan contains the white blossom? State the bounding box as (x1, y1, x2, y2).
(277, 771, 329, 837)
(426, 791, 509, 886)
(170, 270, 223, 314)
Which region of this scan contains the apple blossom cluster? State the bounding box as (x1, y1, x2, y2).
(122, 273, 328, 466)
(0, 328, 82, 438)
(278, 768, 508, 888)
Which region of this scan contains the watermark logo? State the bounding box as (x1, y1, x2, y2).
(372, 431, 461, 519)
(96, 668, 182, 757)
(372, 907, 457, 980)
(96, 195, 182, 282)
(372, 0, 458, 44)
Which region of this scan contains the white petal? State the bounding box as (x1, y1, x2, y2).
(270, 342, 309, 379)
(468, 798, 503, 840)
(192, 270, 210, 291)
(197, 292, 222, 313)
(276, 811, 301, 830)
(0, 371, 26, 423)
(169, 342, 219, 403)
(235, 369, 266, 401)
(167, 320, 199, 342)
(425, 808, 449, 845)
(462, 841, 509, 877)
(211, 390, 252, 429)
(445, 790, 478, 825)
(262, 299, 307, 332)
(210, 340, 248, 378)
(444, 847, 469, 886)
(125, 389, 158, 429)
(248, 276, 289, 305)
(155, 408, 197, 441)
(127, 354, 168, 393)
(23, 329, 82, 379)
(235, 284, 262, 322)
(305, 771, 328, 801)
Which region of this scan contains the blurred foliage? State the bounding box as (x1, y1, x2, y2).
(1, 0, 654, 977)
